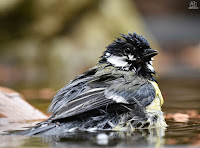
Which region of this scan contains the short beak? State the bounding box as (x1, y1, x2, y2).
(143, 49, 158, 57)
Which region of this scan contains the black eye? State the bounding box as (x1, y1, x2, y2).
(125, 48, 131, 54)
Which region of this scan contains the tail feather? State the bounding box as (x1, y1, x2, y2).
(16, 123, 56, 136)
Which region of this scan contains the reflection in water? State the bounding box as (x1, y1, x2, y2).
(165, 119, 200, 146)
(1, 127, 166, 148)
(0, 135, 49, 148)
(40, 127, 166, 147)
(2, 119, 200, 147)
(0, 135, 28, 148)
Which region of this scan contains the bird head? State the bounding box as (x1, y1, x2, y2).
(99, 32, 158, 77)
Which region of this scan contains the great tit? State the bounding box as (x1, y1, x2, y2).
(22, 32, 167, 136)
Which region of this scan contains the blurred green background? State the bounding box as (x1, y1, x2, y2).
(0, 0, 199, 98)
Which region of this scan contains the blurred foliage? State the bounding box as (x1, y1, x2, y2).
(0, 0, 199, 90)
(0, 0, 156, 89)
(0, 0, 34, 44)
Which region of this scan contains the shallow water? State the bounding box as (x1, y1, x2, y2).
(1, 78, 200, 148)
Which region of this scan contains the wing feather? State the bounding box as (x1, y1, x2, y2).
(51, 96, 114, 120)
(48, 68, 156, 122)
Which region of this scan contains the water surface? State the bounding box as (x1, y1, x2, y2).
(1, 78, 200, 148)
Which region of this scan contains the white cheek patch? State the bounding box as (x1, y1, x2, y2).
(107, 56, 129, 68)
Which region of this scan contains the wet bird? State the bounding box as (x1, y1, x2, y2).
(21, 32, 167, 136)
